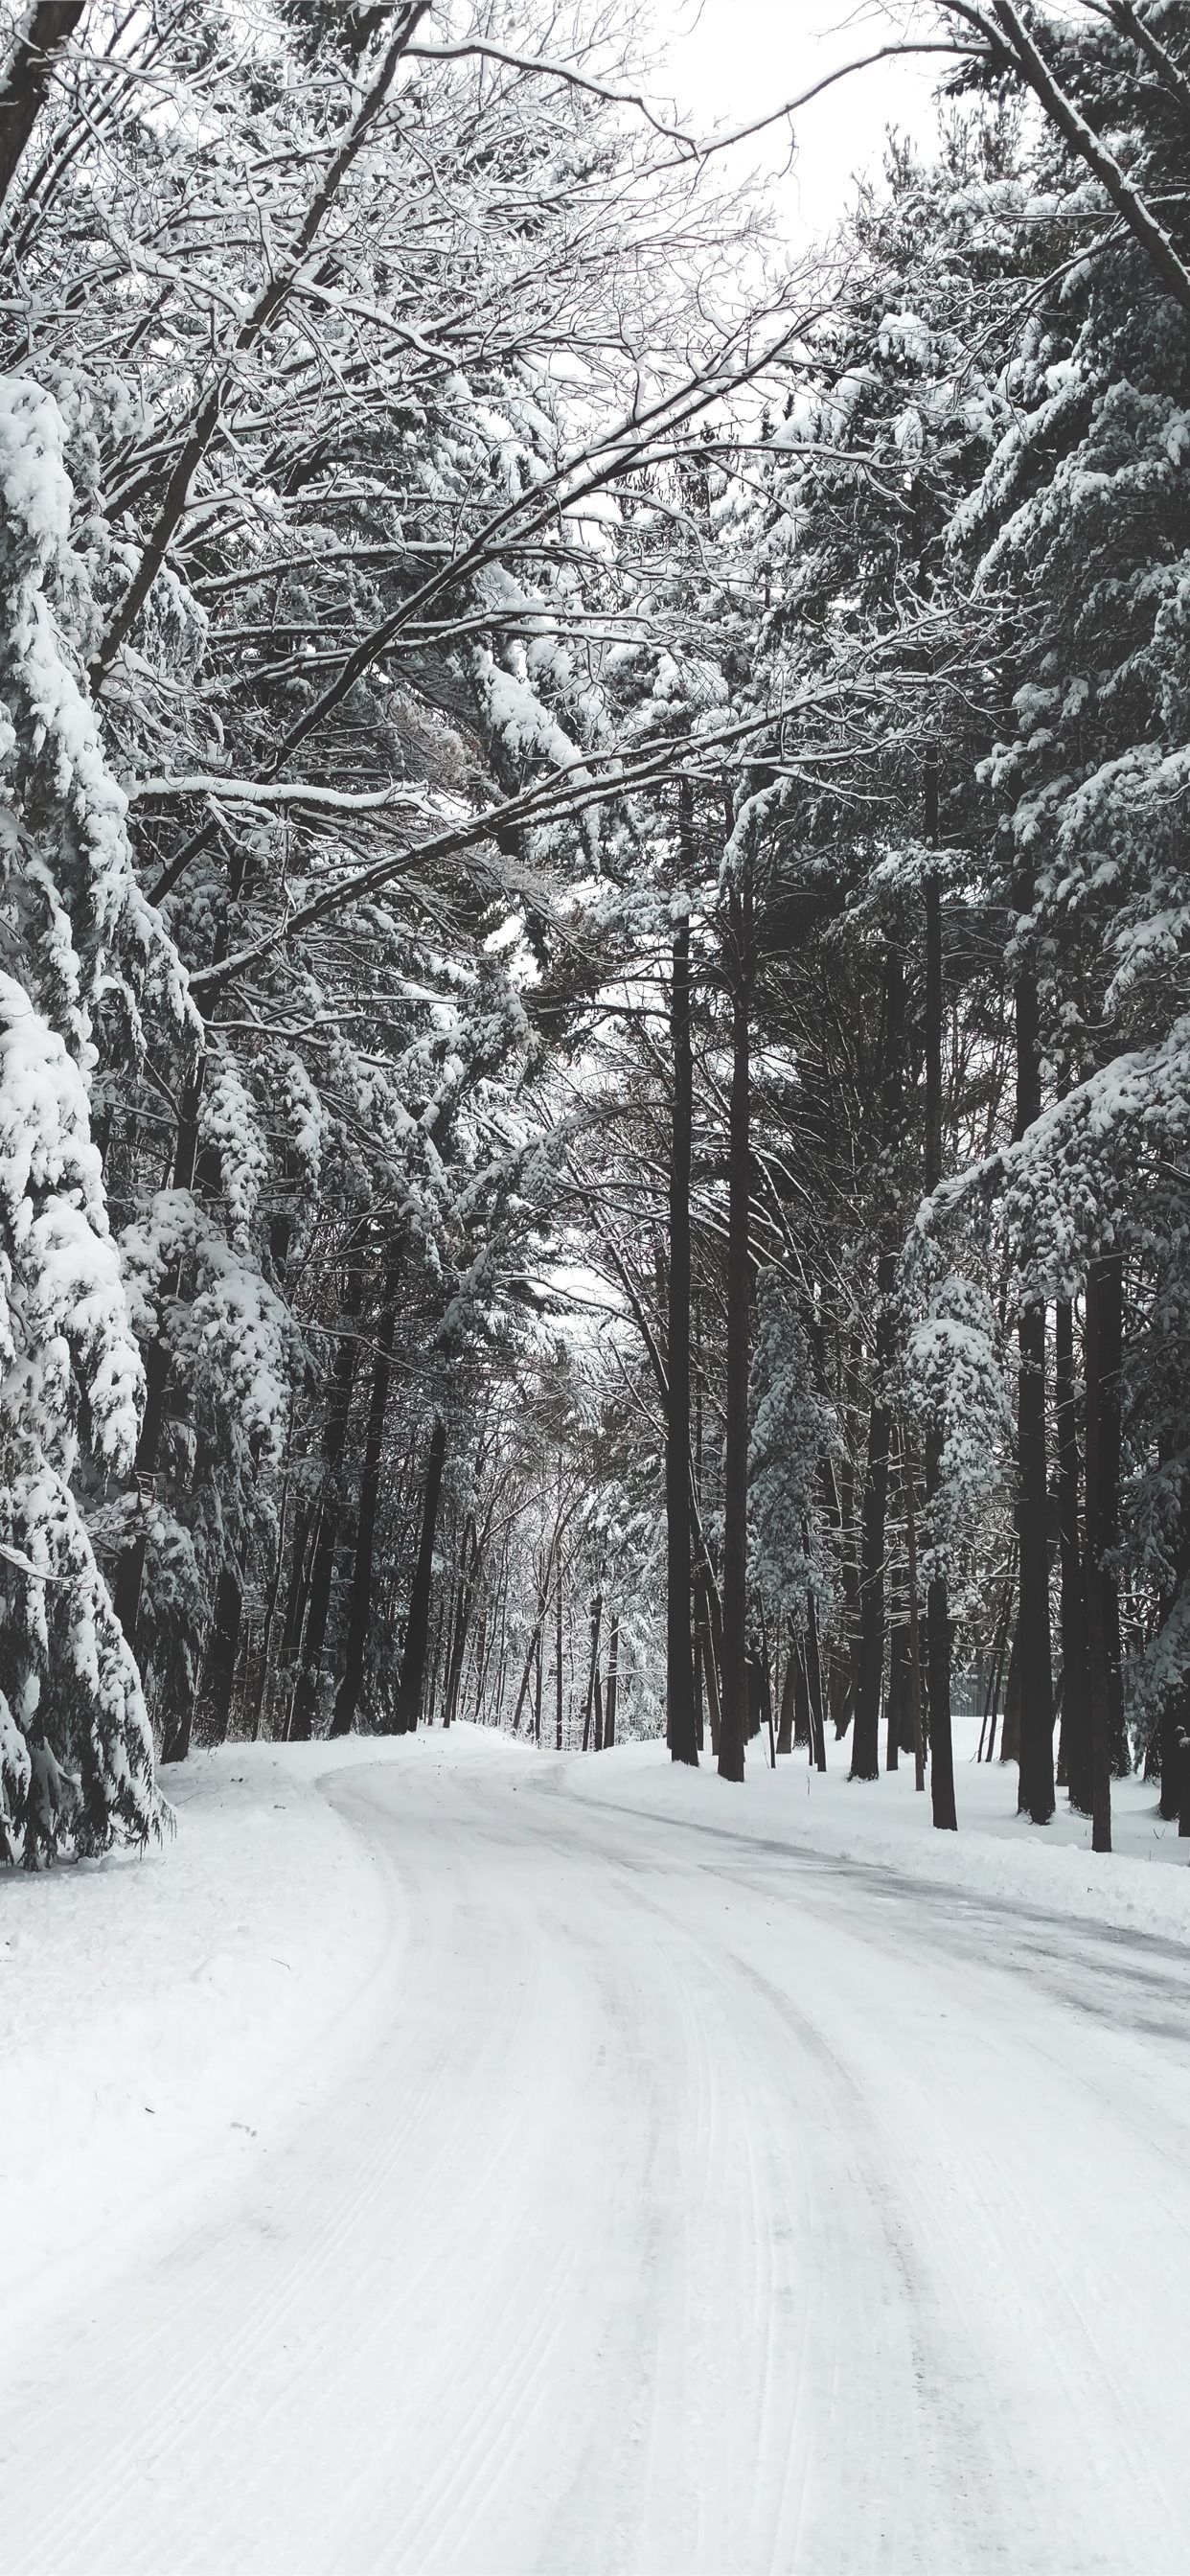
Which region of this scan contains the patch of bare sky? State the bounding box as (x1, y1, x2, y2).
(649, 0, 945, 244)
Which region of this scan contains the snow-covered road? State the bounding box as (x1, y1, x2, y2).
(7, 1737, 1190, 2575)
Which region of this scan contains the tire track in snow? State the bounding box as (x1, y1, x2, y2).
(8, 1744, 1190, 2574)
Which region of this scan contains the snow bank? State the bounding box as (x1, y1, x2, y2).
(0, 1736, 415, 2337)
(566, 1716, 1190, 1944)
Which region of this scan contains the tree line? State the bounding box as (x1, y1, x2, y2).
(0, 1, 1186, 1868)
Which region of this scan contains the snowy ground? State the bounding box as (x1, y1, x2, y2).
(5, 1722, 1190, 2573)
(573, 1710, 1190, 1941)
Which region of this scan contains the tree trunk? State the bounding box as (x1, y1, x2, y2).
(760, 1651, 776, 1768)
(693, 1297, 706, 1755)
(778, 1628, 800, 1754)
(923, 748, 957, 1829)
(392, 1411, 446, 1734)
(698, 1575, 721, 1756)
(852, 1256, 895, 1780)
(667, 849, 698, 1765)
(837, 1427, 860, 1736)
(905, 1448, 927, 1794)
(493, 1562, 509, 1726)
(426, 1556, 452, 1729)
(1157, 1507, 1190, 1817)
(288, 1272, 363, 1741)
(605, 1613, 619, 1748)
(1055, 1296, 1092, 1810)
(852, 945, 904, 1781)
(1016, 1300, 1054, 1821)
(330, 1282, 399, 1737)
(1014, 952, 1055, 1824)
(805, 1587, 827, 1773)
(998, 1612, 1022, 1764)
(164, 1566, 240, 1764)
(582, 1592, 604, 1753)
(199, 1567, 243, 1753)
(0, 6, 85, 219)
(719, 872, 753, 1782)
(555, 1555, 564, 1750)
(886, 1623, 908, 1772)
(250, 1480, 289, 1744)
(444, 1512, 481, 1730)
(1084, 1254, 1123, 1852)
(978, 1567, 1015, 1761)
(279, 1497, 314, 1673)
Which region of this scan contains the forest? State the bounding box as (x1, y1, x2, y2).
(2, 0, 1188, 1869)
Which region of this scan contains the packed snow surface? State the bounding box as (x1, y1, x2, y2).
(5, 1722, 1190, 2574)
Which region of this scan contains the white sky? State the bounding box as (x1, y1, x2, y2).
(648, 0, 944, 244)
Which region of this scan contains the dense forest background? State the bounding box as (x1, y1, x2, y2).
(1, 0, 1187, 1865)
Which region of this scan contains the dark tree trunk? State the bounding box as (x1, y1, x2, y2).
(249, 1479, 290, 1743)
(745, 1652, 763, 1743)
(1158, 1514, 1190, 1818)
(581, 1592, 603, 1753)
(805, 1588, 827, 1772)
(886, 1623, 908, 1772)
(852, 946, 904, 1781)
(693, 1301, 706, 1755)
(196, 1568, 243, 1753)
(287, 1517, 340, 1743)
(0, 6, 85, 218)
(288, 1273, 363, 1741)
(978, 1569, 1015, 1761)
(1084, 1254, 1123, 1852)
(904, 1448, 927, 1792)
(698, 1576, 721, 1756)
(392, 1411, 446, 1734)
(159, 1690, 194, 1769)
(998, 1612, 1021, 1764)
(778, 1629, 801, 1754)
(426, 1558, 451, 1729)
(1159, 1702, 1181, 1821)
(923, 748, 957, 1829)
(555, 1556, 564, 1751)
(605, 1613, 619, 1749)
(1055, 1296, 1091, 1810)
(927, 1581, 956, 1827)
(719, 873, 754, 1782)
(278, 1500, 312, 1698)
(164, 1560, 240, 1763)
(837, 1433, 860, 1736)
(330, 1283, 398, 1737)
(493, 1562, 509, 1726)
(1014, 953, 1055, 1823)
(433, 1575, 454, 1730)
(667, 843, 698, 1766)
(852, 1255, 895, 1780)
(444, 1514, 480, 1731)
(1016, 1300, 1054, 1822)
(793, 1638, 812, 1751)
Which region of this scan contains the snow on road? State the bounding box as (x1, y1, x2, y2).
(5, 1725, 1190, 2574)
